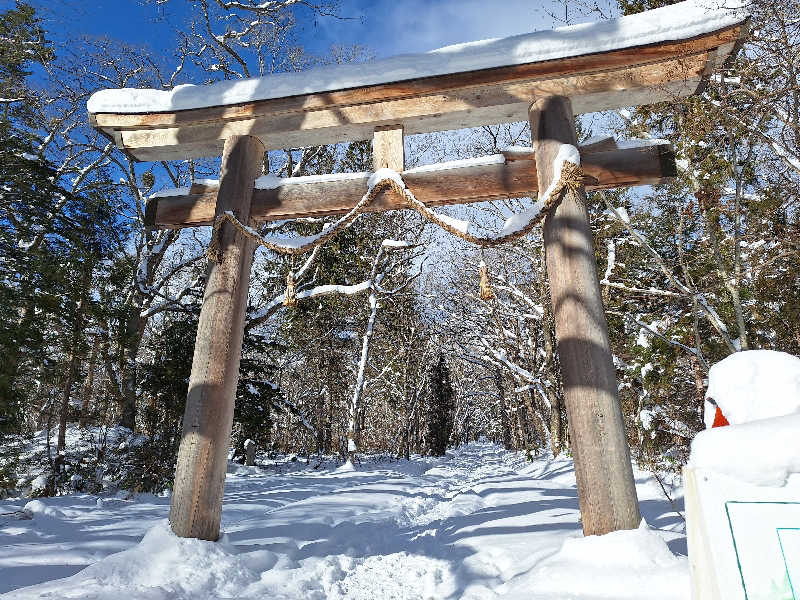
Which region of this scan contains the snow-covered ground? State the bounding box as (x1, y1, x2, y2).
(0, 442, 688, 599)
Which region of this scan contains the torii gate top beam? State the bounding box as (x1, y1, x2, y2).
(88, 0, 748, 163)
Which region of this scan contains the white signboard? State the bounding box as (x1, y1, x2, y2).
(779, 528, 800, 595)
(685, 467, 800, 600)
(726, 501, 800, 598)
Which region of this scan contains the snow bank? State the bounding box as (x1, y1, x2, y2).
(336, 460, 356, 473)
(22, 500, 65, 520)
(88, 0, 747, 114)
(504, 522, 689, 599)
(689, 413, 800, 486)
(5, 520, 275, 599)
(703, 350, 800, 428)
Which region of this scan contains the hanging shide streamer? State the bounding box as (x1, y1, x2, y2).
(479, 260, 495, 301)
(283, 271, 297, 307)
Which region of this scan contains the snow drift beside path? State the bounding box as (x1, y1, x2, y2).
(1, 443, 689, 600)
(87, 0, 747, 114)
(703, 349, 800, 428)
(504, 522, 688, 599)
(6, 520, 273, 599)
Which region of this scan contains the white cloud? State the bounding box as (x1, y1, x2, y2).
(377, 0, 553, 55)
(314, 0, 619, 59)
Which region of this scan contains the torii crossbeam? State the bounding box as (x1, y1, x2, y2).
(88, 0, 748, 542)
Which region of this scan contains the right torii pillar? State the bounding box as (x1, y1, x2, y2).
(530, 96, 641, 535)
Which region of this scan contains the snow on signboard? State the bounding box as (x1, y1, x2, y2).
(704, 350, 800, 428)
(685, 350, 800, 600)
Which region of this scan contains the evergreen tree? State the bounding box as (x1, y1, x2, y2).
(232, 332, 284, 462)
(0, 2, 56, 438)
(0, 3, 118, 491)
(426, 355, 455, 456)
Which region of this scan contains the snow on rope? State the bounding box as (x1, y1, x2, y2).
(206, 144, 582, 262)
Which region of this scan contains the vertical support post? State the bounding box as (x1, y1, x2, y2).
(373, 124, 405, 172)
(169, 135, 264, 541)
(529, 96, 640, 536)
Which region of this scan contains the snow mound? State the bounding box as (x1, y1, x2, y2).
(22, 500, 65, 520)
(5, 520, 276, 599)
(367, 168, 404, 191)
(689, 412, 800, 486)
(28, 474, 49, 494)
(336, 460, 356, 473)
(554, 523, 679, 569)
(704, 350, 800, 428)
(506, 523, 688, 599)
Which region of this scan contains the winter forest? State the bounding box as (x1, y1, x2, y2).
(1, 0, 799, 598)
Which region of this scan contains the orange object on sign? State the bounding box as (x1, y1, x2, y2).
(712, 406, 730, 428)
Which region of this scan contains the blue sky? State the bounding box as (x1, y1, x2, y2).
(298, 0, 559, 57)
(20, 0, 579, 66)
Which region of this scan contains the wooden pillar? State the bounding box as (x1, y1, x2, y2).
(529, 96, 640, 536)
(169, 135, 264, 541)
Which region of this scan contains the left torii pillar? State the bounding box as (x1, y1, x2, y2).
(169, 135, 264, 540)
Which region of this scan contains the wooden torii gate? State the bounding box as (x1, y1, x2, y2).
(89, 2, 747, 542)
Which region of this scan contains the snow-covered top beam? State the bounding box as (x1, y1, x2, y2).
(88, 0, 748, 162)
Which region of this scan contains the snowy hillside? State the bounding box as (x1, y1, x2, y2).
(1, 442, 688, 599)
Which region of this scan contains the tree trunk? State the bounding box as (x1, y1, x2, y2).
(347, 247, 385, 461)
(495, 368, 512, 450)
(79, 334, 101, 427)
(169, 135, 263, 541)
(691, 355, 706, 422)
(512, 404, 525, 450)
(57, 350, 79, 455)
(58, 303, 85, 455)
(530, 96, 640, 536)
(118, 311, 141, 431)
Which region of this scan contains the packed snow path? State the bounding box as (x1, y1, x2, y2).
(0, 442, 688, 599)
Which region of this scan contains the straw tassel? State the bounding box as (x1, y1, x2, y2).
(283, 271, 297, 307)
(478, 259, 494, 301)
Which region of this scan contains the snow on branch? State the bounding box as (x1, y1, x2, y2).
(479, 338, 536, 384)
(611, 311, 698, 356)
(599, 191, 736, 350)
(271, 394, 317, 436)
